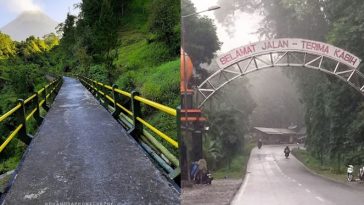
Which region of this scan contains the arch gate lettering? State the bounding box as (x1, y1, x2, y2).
(196, 38, 363, 107)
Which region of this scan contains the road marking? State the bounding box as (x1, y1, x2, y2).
(273, 160, 284, 175)
(315, 196, 325, 202)
(231, 173, 250, 205)
(265, 155, 275, 161)
(305, 189, 311, 193)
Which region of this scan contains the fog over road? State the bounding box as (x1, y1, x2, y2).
(231, 145, 364, 205)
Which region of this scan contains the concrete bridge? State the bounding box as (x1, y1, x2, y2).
(0, 77, 179, 204)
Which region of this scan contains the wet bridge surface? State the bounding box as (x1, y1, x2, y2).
(2, 77, 179, 204)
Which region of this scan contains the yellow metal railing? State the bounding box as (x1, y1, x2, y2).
(78, 76, 180, 181)
(0, 77, 63, 153)
(79, 76, 178, 148)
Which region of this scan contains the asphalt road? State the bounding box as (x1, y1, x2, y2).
(231, 145, 364, 205)
(2, 77, 179, 204)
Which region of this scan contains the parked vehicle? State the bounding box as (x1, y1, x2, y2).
(347, 165, 354, 181)
(359, 166, 364, 181)
(190, 159, 213, 184)
(195, 170, 213, 184)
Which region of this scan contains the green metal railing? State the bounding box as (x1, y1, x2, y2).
(78, 76, 180, 182)
(0, 77, 63, 153)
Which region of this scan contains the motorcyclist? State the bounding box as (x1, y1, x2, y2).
(192, 159, 213, 184)
(257, 139, 262, 149)
(359, 165, 364, 181)
(190, 161, 199, 181)
(284, 146, 290, 158)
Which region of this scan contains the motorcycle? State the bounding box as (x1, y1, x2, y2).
(359, 166, 364, 181)
(193, 170, 213, 184)
(284, 147, 290, 159)
(284, 151, 290, 159)
(190, 161, 213, 184)
(198, 170, 213, 184)
(257, 140, 262, 149)
(347, 165, 354, 181)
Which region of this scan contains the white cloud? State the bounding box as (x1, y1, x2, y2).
(1, 0, 42, 13)
(191, 0, 261, 53)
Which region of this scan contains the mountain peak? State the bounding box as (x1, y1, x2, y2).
(21, 10, 42, 14)
(19, 10, 43, 16)
(0, 11, 59, 41)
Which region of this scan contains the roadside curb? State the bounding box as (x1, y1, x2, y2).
(0, 170, 14, 181)
(291, 149, 352, 186)
(229, 147, 255, 204)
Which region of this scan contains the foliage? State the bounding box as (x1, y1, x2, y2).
(148, 0, 180, 56)
(292, 148, 347, 182)
(88, 64, 109, 83)
(203, 80, 256, 170)
(213, 142, 255, 179)
(0, 32, 16, 59)
(326, 0, 364, 59)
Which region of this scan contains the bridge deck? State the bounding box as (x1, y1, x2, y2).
(2, 77, 179, 204)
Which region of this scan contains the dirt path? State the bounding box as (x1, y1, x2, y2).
(182, 179, 242, 205)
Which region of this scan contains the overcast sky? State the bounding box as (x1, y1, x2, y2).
(191, 0, 262, 54)
(0, 0, 81, 27)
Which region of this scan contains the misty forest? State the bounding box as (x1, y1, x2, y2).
(191, 0, 364, 177)
(0, 0, 180, 173)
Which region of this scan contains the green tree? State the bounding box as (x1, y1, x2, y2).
(204, 80, 256, 170)
(148, 0, 180, 56)
(0, 32, 16, 59)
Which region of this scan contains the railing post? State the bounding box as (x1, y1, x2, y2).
(112, 84, 122, 119)
(101, 83, 108, 108)
(129, 91, 143, 139)
(176, 106, 181, 146)
(174, 105, 182, 184)
(42, 86, 49, 111)
(48, 81, 54, 102)
(55, 77, 62, 95)
(86, 78, 90, 91)
(16, 99, 32, 145)
(83, 78, 89, 90)
(83, 77, 88, 90)
(50, 81, 56, 102)
(87, 79, 91, 91)
(94, 81, 99, 99)
(51, 81, 56, 101)
(33, 92, 43, 125)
